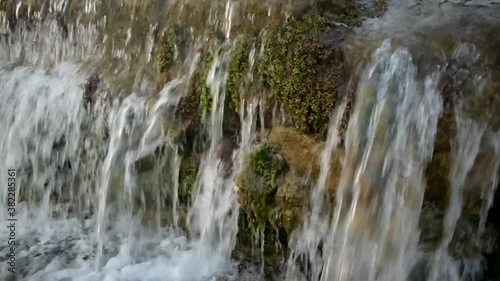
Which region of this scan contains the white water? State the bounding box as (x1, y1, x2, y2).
(0, 1, 261, 280)
(186, 43, 239, 267)
(2, 1, 500, 281)
(288, 40, 444, 281)
(287, 36, 500, 281)
(0, 61, 259, 281)
(0, 67, 259, 281)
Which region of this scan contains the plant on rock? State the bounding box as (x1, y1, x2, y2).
(259, 12, 346, 138)
(236, 144, 288, 234)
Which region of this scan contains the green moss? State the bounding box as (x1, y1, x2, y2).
(178, 167, 197, 205)
(176, 70, 202, 146)
(200, 52, 214, 119)
(250, 144, 285, 189)
(173, 50, 215, 149)
(157, 27, 178, 73)
(227, 36, 253, 111)
(236, 144, 288, 231)
(259, 12, 344, 138)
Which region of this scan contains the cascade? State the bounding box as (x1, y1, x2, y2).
(1, 1, 500, 281)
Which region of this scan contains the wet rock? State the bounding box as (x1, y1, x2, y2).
(82, 74, 101, 109)
(268, 126, 343, 194)
(178, 154, 200, 207)
(135, 144, 165, 173)
(235, 143, 288, 230)
(218, 136, 239, 170)
(318, 0, 363, 28)
(274, 172, 311, 234)
(426, 139, 500, 219)
(419, 203, 499, 259)
(440, 60, 477, 111)
(425, 152, 452, 210)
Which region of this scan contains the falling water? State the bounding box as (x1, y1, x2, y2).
(0, 0, 259, 280)
(286, 93, 348, 281)
(187, 44, 237, 264)
(0, 63, 95, 220)
(427, 44, 497, 281)
(427, 116, 486, 281)
(2, 0, 500, 281)
(288, 40, 444, 281)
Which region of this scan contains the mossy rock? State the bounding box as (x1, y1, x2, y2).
(178, 155, 199, 207)
(259, 11, 347, 138)
(176, 71, 202, 130)
(274, 172, 311, 236)
(235, 143, 288, 232)
(276, 172, 309, 209)
(157, 27, 178, 74)
(199, 52, 214, 120)
(227, 35, 254, 112)
(269, 206, 304, 238)
(318, 0, 363, 28)
(268, 126, 343, 195)
(268, 126, 321, 177)
(170, 50, 215, 156)
(156, 25, 191, 90)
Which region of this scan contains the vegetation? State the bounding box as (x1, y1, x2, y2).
(236, 144, 288, 233)
(200, 52, 214, 120)
(178, 167, 197, 206)
(259, 12, 346, 138)
(157, 27, 178, 74)
(227, 36, 253, 111)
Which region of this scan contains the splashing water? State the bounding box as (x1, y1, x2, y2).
(0, 0, 262, 280)
(187, 43, 239, 266)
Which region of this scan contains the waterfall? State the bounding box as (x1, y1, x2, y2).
(187, 44, 237, 263)
(2, 1, 500, 281)
(288, 40, 444, 281)
(0, 0, 256, 279)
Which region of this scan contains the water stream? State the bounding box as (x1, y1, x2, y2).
(1, 0, 500, 281)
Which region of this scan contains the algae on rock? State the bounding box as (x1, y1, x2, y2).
(259, 12, 347, 138)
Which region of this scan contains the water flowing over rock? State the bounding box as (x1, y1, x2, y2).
(1, 1, 500, 281)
